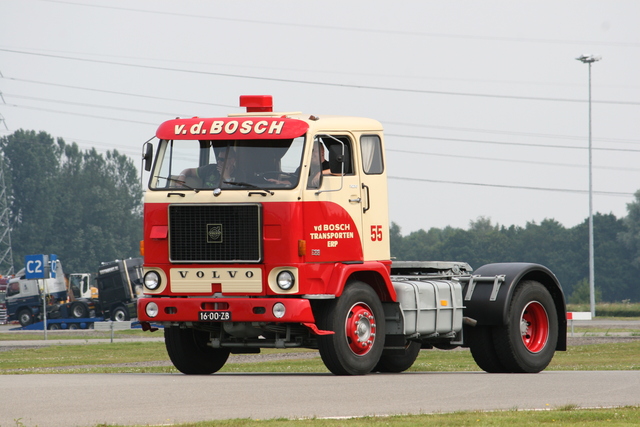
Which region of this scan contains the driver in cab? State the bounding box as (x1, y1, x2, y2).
(177, 148, 237, 188)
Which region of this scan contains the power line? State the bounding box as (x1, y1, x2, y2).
(3, 103, 157, 126)
(387, 121, 640, 145)
(386, 148, 640, 172)
(387, 133, 640, 153)
(0, 117, 633, 196)
(3, 46, 637, 92)
(35, 0, 640, 48)
(4, 93, 189, 117)
(4, 100, 637, 154)
(2, 48, 639, 106)
(388, 175, 634, 197)
(0, 75, 236, 108)
(4, 74, 639, 148)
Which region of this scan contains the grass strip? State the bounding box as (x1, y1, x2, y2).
(30, 406, 638, 427)
(2, 341, 640, 374)
(0, 329, 155, 341)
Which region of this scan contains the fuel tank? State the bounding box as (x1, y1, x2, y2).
(392, 279, 464, 336)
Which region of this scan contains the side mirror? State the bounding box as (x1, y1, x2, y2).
(142, 142, 153, 172)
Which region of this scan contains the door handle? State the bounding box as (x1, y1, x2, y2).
(362, 183, 370, 213)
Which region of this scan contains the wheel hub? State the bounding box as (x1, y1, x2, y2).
(520, 301, 549, 353)
(345, 303, 377, 355)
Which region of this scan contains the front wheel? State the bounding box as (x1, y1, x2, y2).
(316, 281, 386, 375)
(18, 309, 34, 327)
(492, 281, 558, 373)
(165, 326, 230, 375)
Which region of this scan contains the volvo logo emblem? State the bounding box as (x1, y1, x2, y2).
(207, 224, 223, 243)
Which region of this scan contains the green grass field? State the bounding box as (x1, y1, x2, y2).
(2, 337, 640, 374)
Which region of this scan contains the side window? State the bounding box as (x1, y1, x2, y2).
(99, 275, 115, 291)
(307, 138, 327, 189)
(361, 135, 383, 174)
(7, 282, 20, 297)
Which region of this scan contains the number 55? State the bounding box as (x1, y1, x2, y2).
(371, 225, 383, 241)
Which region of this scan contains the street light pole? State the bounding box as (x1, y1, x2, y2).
(576, 54, 601, 318)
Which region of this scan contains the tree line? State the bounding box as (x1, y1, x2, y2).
(0, 130, 143, 276)
(390, 205, 640, 303)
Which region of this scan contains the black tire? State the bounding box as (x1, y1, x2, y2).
(164, 326, 230, 375)
(374, 341, 421, 373)
(466, 324, 507, 373)
(316, 281, 386, 375)
(48, 323, 61, 330)
(18, 309, 34, 327)
(70, 302, 89, 319)
(492, 281, 558, 373)
(111, 306, 129, 322)
(69, 323, 79, 330)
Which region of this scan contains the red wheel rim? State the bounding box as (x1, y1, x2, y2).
(345, 302, 377, 356)
(520, 301, 549, 353)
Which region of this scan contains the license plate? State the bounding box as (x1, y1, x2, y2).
(199, 311, 231, 321)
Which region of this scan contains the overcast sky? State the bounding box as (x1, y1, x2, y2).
(1, 0, 639, 234)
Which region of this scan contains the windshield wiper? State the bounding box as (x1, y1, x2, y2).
(156, 176, 200, 193)
(223, 181, 274, 195)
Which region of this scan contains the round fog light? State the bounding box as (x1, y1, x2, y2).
(144, 271, 161, 290)
(146, 302, 159, 318)
(276, 270, 295, 291)
(272, 302, 286, 319)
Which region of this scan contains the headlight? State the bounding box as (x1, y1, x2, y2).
(145, 302, 159, 318)
(144, 271, 161, 290)
(276, 270, 295, 290)
(272, 302, 286, 319)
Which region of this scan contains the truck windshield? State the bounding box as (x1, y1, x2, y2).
(150, 137, 305, 191)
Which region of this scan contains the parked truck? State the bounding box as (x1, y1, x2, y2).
(6, 260, 69, 327)
(0, 277, 8, 324)
(137, 95, 566, 375)
(94, 257, 144, 322)
(7, 257, 143, 327)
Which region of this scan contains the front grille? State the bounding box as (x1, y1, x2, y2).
(169, 204, 262, 263)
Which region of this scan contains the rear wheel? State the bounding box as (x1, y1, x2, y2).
(316, 281, 385, 375)
(164, 326, 230, 375)
(492, 281, 558, 373)
(374, 341, 421, 373)
(70, 302, 89, 318)
(466, 324, 507, 373)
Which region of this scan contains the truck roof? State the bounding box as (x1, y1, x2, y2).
(155, 95, 384, 140)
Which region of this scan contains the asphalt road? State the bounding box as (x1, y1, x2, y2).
(2, 370, 640, 427)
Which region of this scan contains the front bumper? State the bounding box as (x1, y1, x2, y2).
(137, 296, 316, 324)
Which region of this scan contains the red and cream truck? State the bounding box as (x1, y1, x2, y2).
(137, 95, 566, 375)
